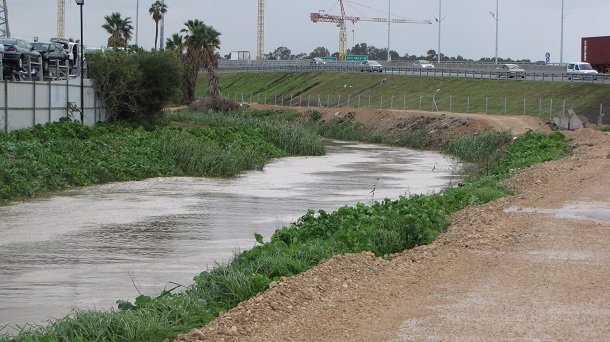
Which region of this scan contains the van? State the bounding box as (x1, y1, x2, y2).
(566, 62, 598, 79)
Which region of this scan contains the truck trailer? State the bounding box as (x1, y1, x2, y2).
(582, 36, 610, 73)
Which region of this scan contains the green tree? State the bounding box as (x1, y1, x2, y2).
(102, 12, 134, 48)
(149, 1, 168, 50)
(307, 46, 330, 58)
(180, 19, 221, 102)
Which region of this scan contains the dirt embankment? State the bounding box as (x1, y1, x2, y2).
(174, 107, 610, 342)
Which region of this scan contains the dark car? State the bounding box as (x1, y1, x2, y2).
(32, 42, 69, 75)
(0, 38, 41, 69)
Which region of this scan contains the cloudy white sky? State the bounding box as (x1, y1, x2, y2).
(6, 0, 610, 63)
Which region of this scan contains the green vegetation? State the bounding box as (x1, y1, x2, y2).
(88, 49, 185, 126)
(212, 72, 610, 122)
(0, 113, 324, 201)
(0, 106, 572, 341)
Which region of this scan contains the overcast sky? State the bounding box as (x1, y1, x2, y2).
(6, 0, 610, 62)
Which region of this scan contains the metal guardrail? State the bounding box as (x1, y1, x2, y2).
(218, 61, 609, 84)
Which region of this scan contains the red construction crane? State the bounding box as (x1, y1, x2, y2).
(310, 0, 431, 60)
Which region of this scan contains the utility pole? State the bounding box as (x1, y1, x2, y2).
(437, 0, 441, 63)
(560, 0, 564, 65)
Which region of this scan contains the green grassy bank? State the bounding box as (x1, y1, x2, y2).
(0, 113, 324, 201)
(209, 72, 610, 123)
(0, 107, 572, 341)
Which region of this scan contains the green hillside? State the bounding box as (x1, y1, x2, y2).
(202, 72, 610, 124)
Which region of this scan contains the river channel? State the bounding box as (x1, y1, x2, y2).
(0, 141, 461, 330)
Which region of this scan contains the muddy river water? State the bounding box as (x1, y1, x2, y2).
(0, 141, 461, 330)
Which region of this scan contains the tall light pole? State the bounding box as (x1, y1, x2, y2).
(160, 0, 165, 50)
(489, 0, 499, 64)
(437, 0, 442, 63)
(135, 0, 139, 46)
(560, 0, 564, 65)
(386, 0, 391, 62)
(75, 0, 84, 124)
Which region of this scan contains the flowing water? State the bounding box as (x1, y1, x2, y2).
(0, 141, 461, 330)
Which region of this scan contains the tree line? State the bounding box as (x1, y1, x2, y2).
(245, 44, 535, 63)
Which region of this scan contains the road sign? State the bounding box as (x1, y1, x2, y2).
(321, 57, 337, 61)
(346, 55, 368, 61)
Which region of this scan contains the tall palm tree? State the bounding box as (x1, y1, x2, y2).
(180, 19, 221, 102)
(102, 12, 134, 48)
(149, 1, 168, 50)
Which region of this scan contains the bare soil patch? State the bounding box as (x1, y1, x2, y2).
(174, 108, 610, 342)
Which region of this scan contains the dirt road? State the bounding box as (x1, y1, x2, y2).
(175, 108, 610, 342)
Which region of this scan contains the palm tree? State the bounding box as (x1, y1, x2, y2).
(102, 12, 133, 48)
(149, 1, 168, 50)
(165, 33, 185, 56)
(180, 19, 221, 102)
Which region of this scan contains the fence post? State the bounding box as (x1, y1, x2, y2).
(523, 97, 526, 115)
(337, 95, 341, 108)
(3, 80, 7, 133)
(390, 96, 394, 110)
(347, 95, 350, 108)
(599, 104, 604, 125)
(403, 95, 406, 110)
(549, 98, 553, 120)
(327, 94, 330, 107)
(467, 96, 470, 113)
(358, 95, 361, 109)
(368, 95, 371, 108)
(308, 94, 311, 107)
(539, 98, 542, 117)
(504, 97, 507, 114)
(380, 95, 383, 110)
(449, 95, 452, 112)
(419, 96, 423, 110)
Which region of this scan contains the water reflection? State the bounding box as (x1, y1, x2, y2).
(0, 141, 460, 329)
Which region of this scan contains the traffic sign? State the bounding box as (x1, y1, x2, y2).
(346, 55, 368, 61)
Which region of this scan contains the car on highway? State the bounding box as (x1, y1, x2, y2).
(412, 60, 434, 68)
(360, 60, 383, 72)
(0, 37, 41, 69)
(494, 63, 526, 78)
(310, 57, 326, 65)
(566, 62, 598, 80)
(32, 42, 69, 75)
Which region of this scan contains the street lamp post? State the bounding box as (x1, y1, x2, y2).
(489, 0, 499, 64)
(75, 0, 84, 124)
(386, 0, 391, 63)
(437, 0, 442, 63)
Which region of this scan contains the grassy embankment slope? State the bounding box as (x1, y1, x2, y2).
(205, 72, 610, 123)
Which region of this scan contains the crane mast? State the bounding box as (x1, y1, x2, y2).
(0, 0, 9, 38)
(311, 0, 432, 60)
(57, 0, 65, 38)
(257, 0, 264, 60)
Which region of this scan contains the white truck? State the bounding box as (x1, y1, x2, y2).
(566, 62, 598, 80)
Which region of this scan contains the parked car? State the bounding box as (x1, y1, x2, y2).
(360, 60, 383, 72)
(50, 38, 81, 68)
(412, 60, 434, 68)
(0, 37, 41, 69)
(310, 57, 326, 65)
(566, 62, 598, 80)
(495, 63, 526, 78)
(32, 42, 69, 75)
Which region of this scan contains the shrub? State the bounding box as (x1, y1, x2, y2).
(88, 50, 184, 127)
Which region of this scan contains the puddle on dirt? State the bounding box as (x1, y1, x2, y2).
(504, 202, 610, 223)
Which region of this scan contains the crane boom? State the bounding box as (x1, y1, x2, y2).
(257, 0, 264, 60)
(57, 0, 65, 38)
(311, 0, 432, 60)
(0, 0, 9, 38)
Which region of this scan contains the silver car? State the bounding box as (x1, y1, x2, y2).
(359, 60, 383, 72)
(495, 64, 526, 78)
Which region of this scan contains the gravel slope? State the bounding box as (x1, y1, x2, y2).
(174, 109, 610, 342)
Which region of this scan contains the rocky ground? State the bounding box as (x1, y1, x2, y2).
(174, 107, 610, 342)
